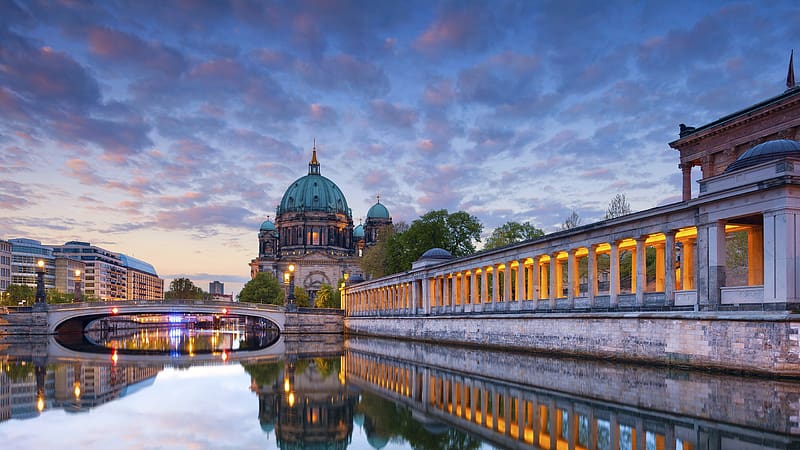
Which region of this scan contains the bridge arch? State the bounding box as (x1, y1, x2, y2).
(48, 300, 286, 334)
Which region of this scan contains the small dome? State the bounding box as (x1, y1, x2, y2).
(366, 201, 390, 219)
(353, 224, 365, 238)
(419, 247, 453, 260)
(260, 220, 276, 231)
(725, 139, 800, 173)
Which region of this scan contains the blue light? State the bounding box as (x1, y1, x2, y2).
(168, 315, 182, 323)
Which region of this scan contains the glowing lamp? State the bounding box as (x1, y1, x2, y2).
(111, 349, 118, 365)
(288, 264, 295, 273)
(288, 392, 295, 407)
(222, 308, 228, 315)
(37, 396, 45, 412)
(37, 260, 44, 269)
(74, 269, 81, 277)
(221, 351, 229, 362)
(111, 307, 119, 315)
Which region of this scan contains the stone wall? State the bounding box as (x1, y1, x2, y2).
(345, 311, 800, 377)
(0, 311, 49, 339)
(284, 308, 344, 335)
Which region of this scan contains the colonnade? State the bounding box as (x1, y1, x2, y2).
(346, 351, 711, 450)
(346, 218, 775, 316)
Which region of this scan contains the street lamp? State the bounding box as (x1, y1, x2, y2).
(73, 269, 82, 302)
(284, 263, 296, 310)
(35, 259, 46, 304)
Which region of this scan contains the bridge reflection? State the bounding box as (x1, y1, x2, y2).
(345, 338, 800, 450)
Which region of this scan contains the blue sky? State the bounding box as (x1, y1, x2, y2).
(1, 0, 798, 295)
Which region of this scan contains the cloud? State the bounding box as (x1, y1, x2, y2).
(0, 180, 35, 210)
(86, 26, 187, 75)
(369, 100, 418, 129)
(413, 3, 503, 56)
(154, 205, 257, 231)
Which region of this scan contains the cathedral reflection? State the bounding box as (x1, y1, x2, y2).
(246, 356, 359, 449)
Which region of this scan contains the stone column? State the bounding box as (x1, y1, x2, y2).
(422, 276, 431, 314)
(610, 241, 620, 307)
(763, 210, 799, 303)
(702, 221, 726, 308)
(655, 242, 665, 292)
(540, 258, 549, 300)
(480, 268, 488, 304)
(588, 244, 597, 307)
(680, 162, 692, 202)
(635, 237, 646, 306)
(555, 254, 564, 300)
(567, 249, 576, 308)
(531, 258, 539, 310)
(443, 275, 451, 309)
(549, 254, 558, 309)
(492, 265, 500, 304)
(665, 231, 676, 306)
(503, 264, 512, 303)
(517, 260, 526, 301)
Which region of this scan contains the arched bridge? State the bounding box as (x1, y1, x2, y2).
(47, 299, 286, 334)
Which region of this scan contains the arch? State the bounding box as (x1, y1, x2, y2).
(47, 301, 286, 334)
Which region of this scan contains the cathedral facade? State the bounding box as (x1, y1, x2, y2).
(249, 145, 391, 298)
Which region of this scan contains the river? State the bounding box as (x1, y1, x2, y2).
(1, 317, 798, 449)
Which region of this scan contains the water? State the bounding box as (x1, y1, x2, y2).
(1, 317, 800, 449)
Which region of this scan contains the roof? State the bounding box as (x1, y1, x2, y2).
(671, 86, 800, 144)
(366, 201, 390, 219)
(276, 150, 351, 217)
(724, 139, 800, 172)
(419, 247, 453, 260)
(260, 220, 276, 231)
(353, 224, 364, 238)
(119, 253, 158, 276)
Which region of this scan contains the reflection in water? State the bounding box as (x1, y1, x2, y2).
(78, 314, 281, 356)
(1, 334, 800, 449)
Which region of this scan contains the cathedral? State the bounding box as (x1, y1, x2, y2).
(249, 144, 392, 298)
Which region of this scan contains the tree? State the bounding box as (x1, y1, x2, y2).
(294, 286, 310, 307)
(165, 277, 206, 299)
(360, 223, 405, 279)
(604, 193, 632, 220)
(314, 284, 340, 309)
(238, 272, 285, 305)
(386, 210, 483, 274)
(4, 284, 34, 305)
(484, 221, 545, 250)
(561, 210, 581, 230)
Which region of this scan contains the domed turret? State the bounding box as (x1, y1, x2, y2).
(353, 224, 364, 239)
(364, 195, 392, 246)
(366, 200, 390, 219)
(725, 139, 800, 173)
(260, 220, 276, 232)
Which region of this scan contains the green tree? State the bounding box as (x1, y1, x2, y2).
(5, 284, 34, 305)
(165, 277, 206, 299)
(484, 221, 545, 250)
(238, 272, 285, 305)
(386, 210, 483, 274)
(360, 223, 406, 279)
(46, 290, 73, 304)
(604, 193, 632, 220)
(314, 284, 340, 309)
(294, 286, 310, 307)
(561, 210, 581, 230)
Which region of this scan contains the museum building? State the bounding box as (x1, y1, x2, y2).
(249, 145, 392, 298)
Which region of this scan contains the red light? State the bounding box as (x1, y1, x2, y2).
(221, 351, 229, 362)
(111, 307, 119, 315)
(111, 349, 118, 365)
(222, 308, 228, 315)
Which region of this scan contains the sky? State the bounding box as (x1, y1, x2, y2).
(1, 0, 798, 297)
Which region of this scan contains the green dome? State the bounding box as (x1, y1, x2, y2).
(366, 201, 390, 219)
(353, 224, 364, 238)
(260, 220, 276, 231)
(277, 149, 351, 217)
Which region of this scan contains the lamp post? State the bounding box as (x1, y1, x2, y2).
(284, 263, 296, 311)
(74, 269, 82, 302)
(35, 259, 46, 304)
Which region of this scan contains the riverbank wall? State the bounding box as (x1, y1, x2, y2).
(344, 311, 800, 377)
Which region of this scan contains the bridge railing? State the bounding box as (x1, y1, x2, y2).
(45, 299, 284, 312)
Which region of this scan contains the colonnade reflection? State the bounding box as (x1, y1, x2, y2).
(344, 337, 800, 450)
